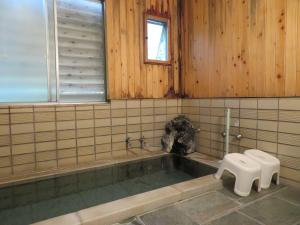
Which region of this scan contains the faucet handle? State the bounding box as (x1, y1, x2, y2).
(235, 134, 243, 140)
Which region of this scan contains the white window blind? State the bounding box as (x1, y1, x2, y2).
(56, 0, 106, 102)
(0, 0, 49, 103)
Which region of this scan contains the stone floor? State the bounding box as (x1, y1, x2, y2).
(118, 178, 300, 225)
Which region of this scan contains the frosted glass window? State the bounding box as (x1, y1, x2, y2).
(0, 0, 49, 103)
(147, 19, 168, 61)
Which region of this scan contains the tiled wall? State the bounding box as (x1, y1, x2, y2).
(1, 97, 299, 184)
(0, 99, 181, 180)
(182, 98, 300, 183)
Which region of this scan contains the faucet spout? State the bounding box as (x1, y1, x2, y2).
(139, 136, 146, 149)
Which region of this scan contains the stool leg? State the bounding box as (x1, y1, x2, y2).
(214, 166, 225, 180)
(234, 176, 253, 197)
(276, 172, 280, 185)
(257, 178, 261, 192)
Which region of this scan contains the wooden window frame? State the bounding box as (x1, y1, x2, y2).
(144, 13, 171, 65)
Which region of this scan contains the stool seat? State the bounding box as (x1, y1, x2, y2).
(215, 153, 262, 197)
(244, 149, 280, 189)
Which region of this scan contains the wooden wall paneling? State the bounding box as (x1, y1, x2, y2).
(182, 0, 300, 98)
(297, 1, 300, 96)
(112, 0, 122, 99)
(274, 0, 286, 96)
(106, 0, 179, 99)
(285, 0, 298, 96)
(127, 0, 136, 98)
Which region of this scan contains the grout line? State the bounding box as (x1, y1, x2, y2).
(74, 105, 79, 165)
(93, 104, 97, 161)
(237, 211, 266, 225)
(8, 107, 13, 175)
(275, 195, 300, 208)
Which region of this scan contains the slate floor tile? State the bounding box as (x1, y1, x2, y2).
(240, 196, 300, 225)
(207, 212, 261, 225)
(140, 206, 199, 225)
(274, 187, 300, 206)
(175, 192, 239, 224)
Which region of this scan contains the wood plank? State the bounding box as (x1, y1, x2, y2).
(285, 0, 298, 96)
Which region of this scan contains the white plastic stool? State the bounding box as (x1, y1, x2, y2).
(215, 153, 262, 197)
(244, 149, 280, 189)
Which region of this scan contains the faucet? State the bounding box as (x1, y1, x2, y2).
(125, 137, 132, 150)
(139, 136, 146, 149)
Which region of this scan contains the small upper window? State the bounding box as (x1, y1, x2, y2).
(144, 14, 170, 65)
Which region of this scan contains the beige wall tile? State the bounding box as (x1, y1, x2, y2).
(240, 128, 257, 139)
(56, 111, 75, 121)
(78, 146, 94, 156)
(155, 115, 167, 123)
(280, 166, 300, 182)
(111, 109, 126, 118)
(225, 99, 239, 108)
(96, 144, 111, 153)
(127, 108, 141, 117)
(35, 122, 55, 132)
(0, 156, 11, 167)
(257, 141, 277, 153)
(55, 105, 75, 112)
(112, 134, 126, 143)
(0, 108, 9, 114)
(111, 100, 126, 109)
(240, 98, 257, 109)
(94, 110, 110, 119)
(13, 153, 35, 165)
(57, 130, 75, 140)
(36, 151, 57, 161)
(154, 107, 167, 115)
(211, 99, 224, 108)
(279, 98, 300, 110)
(58, 157, 77, 168)
(95, 118, 111, 127)
(141, 99, 154, 108)
(10, 123, 34, 135)
(278, 122, 300, 135)
(95, 135, 111, 145)
(142, 123, 153, 131)
(58, 148, 76, 159)
(278, 144, 300, 158)
(167, 99, 178, 107)
(34, 106, 55, 112)
(76, 111, 94, 120)
(10, 107, 33, 113)
(240, 109, 257, 119)
(95, 127, 111, 136)
(278, 133, 300, 146)
(77, 128, 94, 138)
(154, 99, 166, 107)
(167, 107, 178, 114)
(111, 118, 126, 126)
(0, 114, 9, 125)
(257, 130, 277, 142)
(57, 121, 75, 130)
(77, 137, 94, 147)
(240, 138, 257, 149)
(127, 116, 141, 125)
(199, 99, 211, 107)
(13, 163, 35, 174)
(76, 120, 94, 129)
(34, 112, 55, 122)
(0, 135, 10, 146)
(141, 108, 154, 116)
(57, 139, 76, 149)
(112, 142, 126, 151)
(258, 98, 278, 109)
(258, 110, 278, 121)
(279, 110, 300, 122)
(94, 104, 110, 110)
(0, 125, 10, 135)
(96, 152, 112, 160)
(127, 100, 140, 108)
(0, 167, 12, 177)
(35, 131, 56, 142)
(12, 143, 34, 155)
(37, 160, 57, 170)
(36, 141, 56, 152)
(76, 105, 93, 111)
(12, 133, 34, 145)
(111, 126, 126, 134)
(78, 155, 95, 164)
(257, 120, 278, 132)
